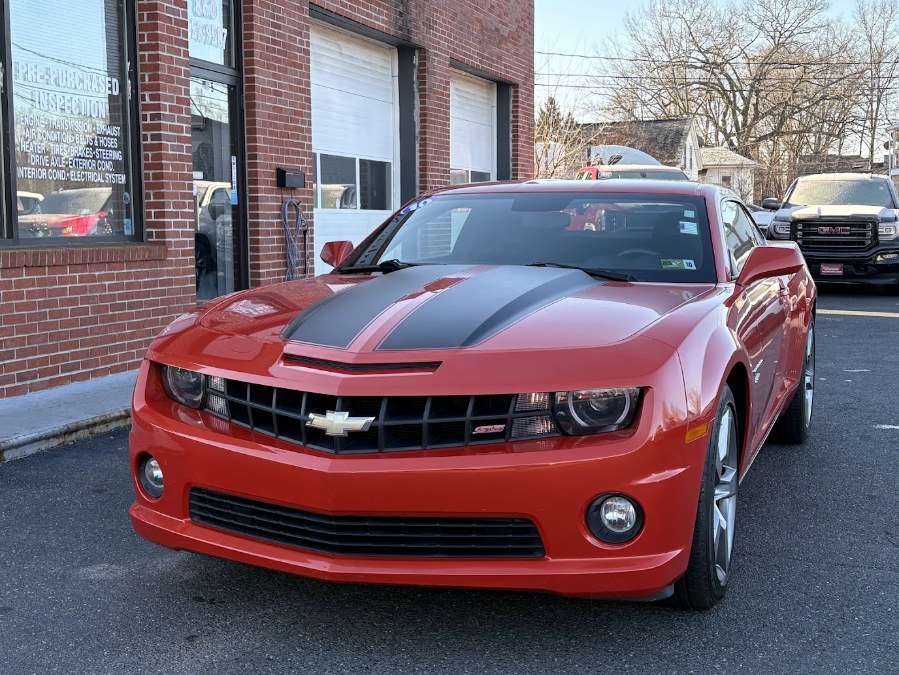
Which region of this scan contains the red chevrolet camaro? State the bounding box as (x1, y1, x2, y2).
(129, 180, 816, 609)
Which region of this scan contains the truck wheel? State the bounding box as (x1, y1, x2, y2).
(772, 320, 815, 444)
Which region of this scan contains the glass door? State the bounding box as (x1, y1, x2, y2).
(190, 77, 241, 301)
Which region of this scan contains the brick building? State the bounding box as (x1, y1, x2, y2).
(0, 0, 535, 397)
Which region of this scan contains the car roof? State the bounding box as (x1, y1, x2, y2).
(796, 172, 889, 181)
(427, 178, 722, 198)
(583, 164, 685, 172)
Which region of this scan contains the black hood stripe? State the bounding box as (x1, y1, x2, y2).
(378, 267, 601, 351)
(282, 265, 473, 348)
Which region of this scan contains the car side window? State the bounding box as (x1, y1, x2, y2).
(721, 200, 761, 276)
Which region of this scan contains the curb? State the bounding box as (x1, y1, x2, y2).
(0, 409, 132, 463)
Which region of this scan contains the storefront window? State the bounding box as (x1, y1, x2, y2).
(9, 0, 136, 241)
(188, 0, 234, 67)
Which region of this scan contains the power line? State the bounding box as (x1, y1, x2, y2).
(536, 50, 899, 68)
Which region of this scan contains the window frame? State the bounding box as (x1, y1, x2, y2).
(0, 0, 144, 247)
(189, 0, 249, 295)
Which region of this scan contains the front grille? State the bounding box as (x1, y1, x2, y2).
(795, 220, 875, 251)
(189, 488, 545, 558)
(204, 378, 558, 454)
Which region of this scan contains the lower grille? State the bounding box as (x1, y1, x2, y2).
(796, 220, 875, 251)
(189, 488, 546, 558)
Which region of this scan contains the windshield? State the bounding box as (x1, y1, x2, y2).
(347, 192, 716, 283)
(39, 188, 112, 215)
(784, 179, 895, 208)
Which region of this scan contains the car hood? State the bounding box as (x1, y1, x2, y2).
(777, 204, 897, 221)
(193, 265, 713, 354)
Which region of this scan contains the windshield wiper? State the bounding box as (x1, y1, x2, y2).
(527, 262, 637, 282)
(336, 259, 421, 274)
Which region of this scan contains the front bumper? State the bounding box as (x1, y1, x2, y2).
(129, 366, 706, 600)
(799, 247, 899, 285)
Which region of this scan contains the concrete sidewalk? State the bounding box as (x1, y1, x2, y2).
(0, 370, 137, 462)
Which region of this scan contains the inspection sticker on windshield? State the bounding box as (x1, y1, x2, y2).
(679, 221, 698, 235)
(661, 258, 696, 270)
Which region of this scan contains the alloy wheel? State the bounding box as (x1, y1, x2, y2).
(712, 406, 738, 586)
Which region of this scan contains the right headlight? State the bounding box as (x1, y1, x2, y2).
(552, 388, 642, 435)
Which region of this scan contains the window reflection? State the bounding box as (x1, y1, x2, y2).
(191, 77, 239, 301)
(10, 0, 134, 239)
(320, 154, 356, 209)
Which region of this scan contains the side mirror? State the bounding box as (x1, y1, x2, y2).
(761, 197, 782, 211)
(321, 240, 355, 268)
(737, 243, 805, 287)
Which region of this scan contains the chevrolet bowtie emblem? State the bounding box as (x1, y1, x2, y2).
(306, 410, 375, 436)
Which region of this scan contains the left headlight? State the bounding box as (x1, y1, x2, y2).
(552, 388, 641, 435)
(160, 365, 206, 409)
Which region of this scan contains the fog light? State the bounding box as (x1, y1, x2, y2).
(879, 252, 898, 261)
(138, 454, 164, 499)
(587, 494, 643, 543)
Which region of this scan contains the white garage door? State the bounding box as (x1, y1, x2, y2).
(450, 71, 496, 185)
(311, 24, 398, 271)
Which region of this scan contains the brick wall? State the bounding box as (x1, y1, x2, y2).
(0, 0, 195, 397)
(247, 0, 535, 284)
(0, 0, 534, 397)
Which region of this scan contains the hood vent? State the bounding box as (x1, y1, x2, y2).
(283, 355, 441, 374)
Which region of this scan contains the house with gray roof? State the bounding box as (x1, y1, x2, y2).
(700, 146, 760, 202)
(579, 118, 704, 180)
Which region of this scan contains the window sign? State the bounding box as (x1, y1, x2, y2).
(10, 0, 134, 239)
(189, 0, 233, 67)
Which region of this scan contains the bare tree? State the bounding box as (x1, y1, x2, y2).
(854, 0, 899, 164)
(593, 0, 869, 196)
(534, 96, 607, 178)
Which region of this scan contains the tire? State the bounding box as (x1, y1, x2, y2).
(771, 319, 815, 445)
(673, 385, 739, 610)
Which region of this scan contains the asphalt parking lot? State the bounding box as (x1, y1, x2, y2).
(1, 286, 897, 675)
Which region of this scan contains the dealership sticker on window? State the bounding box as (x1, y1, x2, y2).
(661, 258, 697, 270)
(679, 221, 699, 235)
(400, 198, 432, 215)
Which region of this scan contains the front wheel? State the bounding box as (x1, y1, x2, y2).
(673, 385, 739, 610)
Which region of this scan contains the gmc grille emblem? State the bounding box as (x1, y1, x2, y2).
(817, 226, 851, 235)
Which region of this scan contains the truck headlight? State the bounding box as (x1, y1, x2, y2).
(770, 220, 791, 239)
(552, 388, 641, 435)
(160, 365, 206, 409)
(878, 223, 899, 240)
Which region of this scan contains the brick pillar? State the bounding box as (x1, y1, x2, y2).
(417, 48, 452, 193)
(242, 0, 315, 287)
(137, 0, 196, 279)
